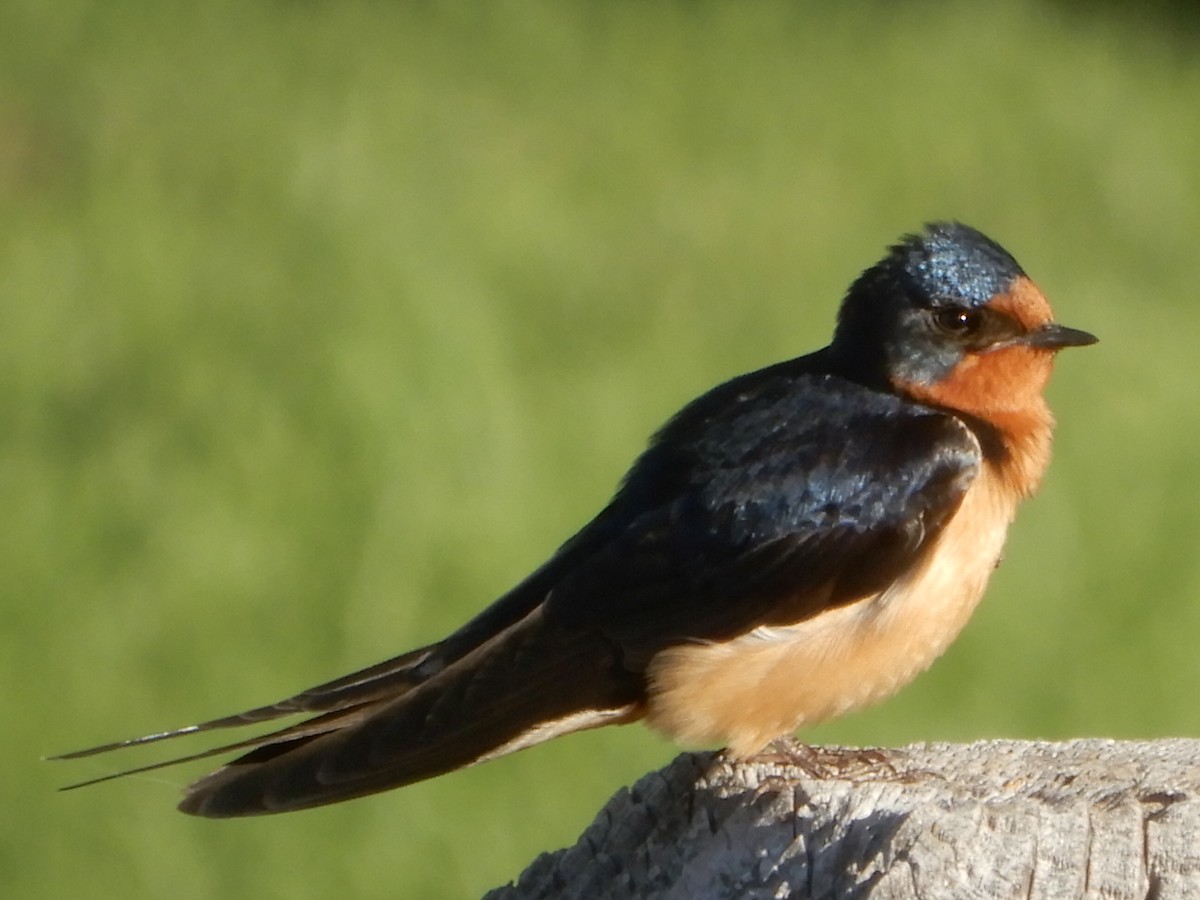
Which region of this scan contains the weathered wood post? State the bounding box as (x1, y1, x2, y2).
(487, 738, 1200, 899)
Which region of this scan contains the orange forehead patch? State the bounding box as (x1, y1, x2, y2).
(989, 276, 1054, 331)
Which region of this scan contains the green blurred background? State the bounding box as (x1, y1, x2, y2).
(7, 1, 1200, 897)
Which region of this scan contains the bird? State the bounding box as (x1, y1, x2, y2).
(55, 221, 1097, 818)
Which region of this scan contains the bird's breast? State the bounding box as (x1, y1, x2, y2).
(643, 462, 1021, 756)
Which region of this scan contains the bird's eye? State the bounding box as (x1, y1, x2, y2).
(933, 308, 983, 335)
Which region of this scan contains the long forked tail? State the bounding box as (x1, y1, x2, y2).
(50, 643, 442, 786)
(59, 610, 643, 817)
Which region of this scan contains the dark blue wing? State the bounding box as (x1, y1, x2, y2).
(543, 361, 981, 657)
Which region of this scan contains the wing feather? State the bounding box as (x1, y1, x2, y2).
(547, 370, 981, 655)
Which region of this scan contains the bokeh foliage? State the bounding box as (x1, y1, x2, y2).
(7, 1, 1200, 897)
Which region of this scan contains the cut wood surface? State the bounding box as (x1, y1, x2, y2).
(486, 738, 1200, 900)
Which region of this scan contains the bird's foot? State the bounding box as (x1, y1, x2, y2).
(754, 740, 912, 782)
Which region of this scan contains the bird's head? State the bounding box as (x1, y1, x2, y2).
(830, 222, 1097, 420)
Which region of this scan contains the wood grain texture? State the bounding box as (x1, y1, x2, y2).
(486, 739, 1200, 899)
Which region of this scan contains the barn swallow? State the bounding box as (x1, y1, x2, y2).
(56, 222, 1096, 817)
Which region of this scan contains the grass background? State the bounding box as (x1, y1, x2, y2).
(7, 1, 1200, 897)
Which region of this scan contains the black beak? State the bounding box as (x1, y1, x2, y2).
(1025, 323, 1099, 350)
